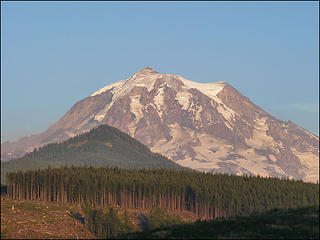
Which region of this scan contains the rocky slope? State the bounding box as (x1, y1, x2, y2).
(2, 67, 319, 182)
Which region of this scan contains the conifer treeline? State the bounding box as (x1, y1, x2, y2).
(6, 166, 319, 219)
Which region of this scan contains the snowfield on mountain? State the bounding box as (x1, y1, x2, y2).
(1, 67, 319, 182)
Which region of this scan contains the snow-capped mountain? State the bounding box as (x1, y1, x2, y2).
(2, 67, 319, 182)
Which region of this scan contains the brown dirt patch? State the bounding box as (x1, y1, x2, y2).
(67, 140, 88, 149)
(1, 196, 95, 239)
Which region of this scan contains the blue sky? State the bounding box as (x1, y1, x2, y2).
(1, 1, 319, 142)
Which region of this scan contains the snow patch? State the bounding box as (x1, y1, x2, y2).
(176, 91, 192, 110)
(130, 95, 144, 123)
(151, 123, 196, 158)
(224, 121, 233, 130)
(175, 75, 238, 122)
(195, 105, 203, 121)
(269, 155, 277, 162)
(93, 103, 113, 123)
(94, 114, 105, 122)
(176, 76, 225, 103)
(149, 122, 293, 180)
(154, 87, 165, 117)
(124, 73, 161, 92)
(217, 104, 235, 122)
(245, 116, 275, 150)
(128, 95, 145, 137)
(291, 147, 319, 183)
(90, 80, 126, 97)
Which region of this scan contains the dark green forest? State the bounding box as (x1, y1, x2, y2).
(82, 205, 184, 239)
(6, 166, 319, 221)
(119, 206, 319, 239)
(1, 125, 183, 183)
(82, 205, 135, 238)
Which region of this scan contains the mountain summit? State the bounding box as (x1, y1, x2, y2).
(2, 68, 319, 182)
(134, 66, 158, 76)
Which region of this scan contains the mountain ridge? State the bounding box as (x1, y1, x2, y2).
(1, 67, 319, 182)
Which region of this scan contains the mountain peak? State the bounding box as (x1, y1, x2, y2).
(135, 67, 158, 76)
(2, 68, 319, 183)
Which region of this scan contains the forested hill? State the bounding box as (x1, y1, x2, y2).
(1, 125, 184, 183)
